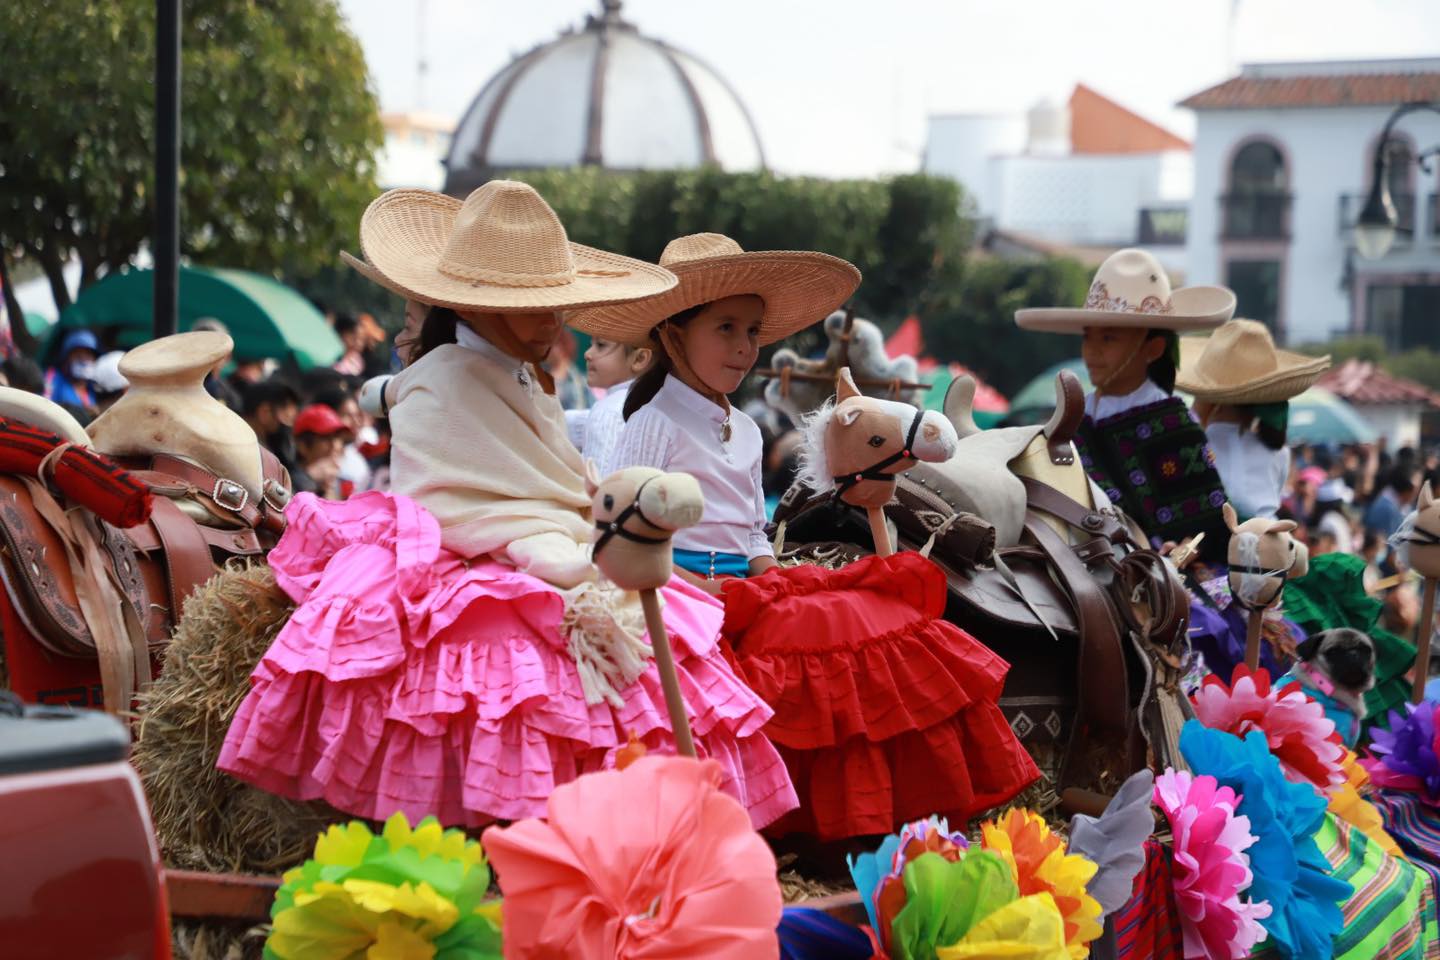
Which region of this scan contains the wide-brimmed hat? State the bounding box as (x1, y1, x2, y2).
(340, 181, 678, 313)
(1177, 319, 1330, 405)
(566, 233, 861, 347)
(1015, 248, 1235, 334)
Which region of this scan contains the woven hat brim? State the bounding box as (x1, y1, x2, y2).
(1015, 285, 1236, 334)
(351, 192, 678, 313)
(1177, 351, 1331, 404)
(567, 252, 862, 347)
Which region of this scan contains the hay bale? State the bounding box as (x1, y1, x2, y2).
(133, 562, 344, 874)
(171, 920, 269, 960)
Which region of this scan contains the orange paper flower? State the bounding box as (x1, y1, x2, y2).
(482, 755, 781, 959)
(981, 809, 1102, 959)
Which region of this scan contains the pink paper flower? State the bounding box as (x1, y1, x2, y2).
(1192, 665, 1347, 795)
(1154, 769, 1271, 959)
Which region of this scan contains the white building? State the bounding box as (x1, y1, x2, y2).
(1182, 58, 1440, 346)
(377, 112, 455, 191)
(924, 84, 1193, 273)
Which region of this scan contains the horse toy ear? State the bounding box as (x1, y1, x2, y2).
(584, 459, 602, 499)
(1222, 501, 1240, 533)
(1421, 481, 1434, 511)
(836, 366, 861, 402)
(1268, 519, 1298, 535)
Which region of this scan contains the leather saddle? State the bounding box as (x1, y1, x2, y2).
(774, 370, 1191, 786)
(0, 436, 291, 706)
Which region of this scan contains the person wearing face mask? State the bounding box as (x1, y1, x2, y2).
(219, 182, 798, 831)
(44, 329, 101, 420)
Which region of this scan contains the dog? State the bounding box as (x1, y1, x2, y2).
(1287, 627, 1376, 745)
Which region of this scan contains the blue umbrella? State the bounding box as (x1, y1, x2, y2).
(1285, 388, 1378, 446)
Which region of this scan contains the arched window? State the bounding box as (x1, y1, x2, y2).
(1224, 139, 1289, 239)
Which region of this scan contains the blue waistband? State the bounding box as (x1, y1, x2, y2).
(673, 549, 750, 578)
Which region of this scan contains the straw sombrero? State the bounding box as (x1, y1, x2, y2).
(1177, 319, 1331, 405)
(1016, 248, 1235, 333)
(566, 233, 861, 347)
(340, 181, 677, 313)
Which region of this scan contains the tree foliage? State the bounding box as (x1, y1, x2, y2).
(0, 0, 382, 330)
(502, 168, 974, 322)
(919, 255, 1095, 396)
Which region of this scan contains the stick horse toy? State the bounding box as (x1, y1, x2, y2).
(802, 367, 959, 556)
(1392, 481, 1440, 701)
(588, 464, 706, 758)
(1226, 502, 1309, 669)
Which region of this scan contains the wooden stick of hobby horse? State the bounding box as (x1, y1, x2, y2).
(1244, 611, 1265, 671)
(1415, 578, 1438, 703)
(868, 506, 894, 558)
(639, 589, 696, 758)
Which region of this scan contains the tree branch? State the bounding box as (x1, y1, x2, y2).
(0, 249, 39, 357)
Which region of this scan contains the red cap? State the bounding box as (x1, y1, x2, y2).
(293, 404, 350, 438)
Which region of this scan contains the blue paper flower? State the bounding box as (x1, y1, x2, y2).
(1180, 721, 1351, 960)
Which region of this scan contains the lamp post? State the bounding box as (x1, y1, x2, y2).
(154, 0, 181, 340)
(1354, 101, 1440, 259)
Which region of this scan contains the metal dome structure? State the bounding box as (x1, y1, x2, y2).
(443, 0, 765, 195)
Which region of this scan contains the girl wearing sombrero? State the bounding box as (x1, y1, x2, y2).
(571, 235, 1039, 839)
(1016, 249, 1236, 560)
(218, 183, 799, 829)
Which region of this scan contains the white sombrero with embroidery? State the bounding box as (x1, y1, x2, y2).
(567, 233, 862, 347)
(1016, 248, 1235, 334)
(340, 181, 678, 313)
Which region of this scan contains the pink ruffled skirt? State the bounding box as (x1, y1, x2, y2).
(217, 492, 798, 828)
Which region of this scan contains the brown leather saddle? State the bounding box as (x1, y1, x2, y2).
(0, 447, 291, 666)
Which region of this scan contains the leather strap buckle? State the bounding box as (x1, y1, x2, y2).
(262, 478, 291, 513)
(211, 478, 250, 513)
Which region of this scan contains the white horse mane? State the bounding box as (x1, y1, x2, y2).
(796, 395, 919, 495)
(797, 398, 838, 493)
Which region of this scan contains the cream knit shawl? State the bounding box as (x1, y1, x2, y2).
(390, 344, 592, 559)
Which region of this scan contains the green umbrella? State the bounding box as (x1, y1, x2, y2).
(1006, 359, 1092, 424)
(1285, 388, 1378, 446)
(54, 265, 341, 369)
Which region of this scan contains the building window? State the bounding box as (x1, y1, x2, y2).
(1226, 260, 1282, 331)
(1366, 283, 1440, 350)
(1223, 141, 1290, 239)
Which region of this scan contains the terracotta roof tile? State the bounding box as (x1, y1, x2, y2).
(1316, 358, 1440, 408)
(1181, 72, 1440, 110)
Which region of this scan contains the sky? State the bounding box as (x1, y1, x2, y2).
(350, 1, 1439, 178)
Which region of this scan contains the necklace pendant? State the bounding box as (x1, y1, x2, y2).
(720, 419, 731, 443)
(517, 368, 531, 389)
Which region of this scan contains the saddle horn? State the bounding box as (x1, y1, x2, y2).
(1041, 370, 1084, 465)
(943, 375, 981, 439)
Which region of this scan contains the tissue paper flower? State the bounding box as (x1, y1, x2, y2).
(1192, 665, 1347, 795)
(981, 809, 1102, 959)
(1066, 769, 1156, 919)
(482, 755, 781, 960)
(1365, 701, 1440, 805)
(1328, 750, 1402, 857)
(935, 893, 1070, 960)
(264, 812, 502, 960)
(1180, 721, 1351, 960)
(889, 851, 1018, 960)
(848, 816, 969, 954)
(1152, 769, 1271, 959)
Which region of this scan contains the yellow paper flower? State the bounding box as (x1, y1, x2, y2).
(1329, 750, 1403, 858)
(383, 811, 483, 869)
(981, 810, 1102, 959)
(937, 892, 1070, 960)
(315, 820, 376, 869)
(369, 920, 439, 960)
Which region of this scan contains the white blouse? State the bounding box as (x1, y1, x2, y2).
(608, 375, 772, 560)
(1205, 421, 1290, 520)
(1085, 378, 1169, 422)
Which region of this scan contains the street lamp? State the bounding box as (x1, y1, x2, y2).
(1354, 101, 1440, 259)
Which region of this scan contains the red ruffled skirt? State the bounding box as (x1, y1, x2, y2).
(720, 552, 1040, 839)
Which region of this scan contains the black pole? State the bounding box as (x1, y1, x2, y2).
(153, 0, 181, 340)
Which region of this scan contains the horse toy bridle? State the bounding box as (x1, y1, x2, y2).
(1229, 549, 1299, 613)
(830, 407, 925, 501)
(592, 476, 670, 560)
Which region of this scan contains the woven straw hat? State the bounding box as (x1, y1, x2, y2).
(340, 181, 677, 313)
(566, 233, 861, 347)
(1016, 248, 1235, 334)
(1177, 320, 1331, 404)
